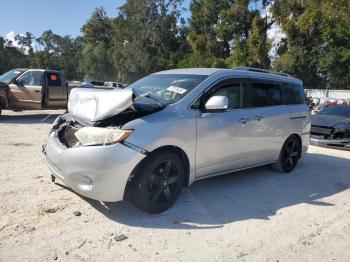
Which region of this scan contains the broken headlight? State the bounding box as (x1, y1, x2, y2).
(74, 127, 133, 146)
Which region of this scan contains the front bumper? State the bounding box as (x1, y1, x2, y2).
(43, 132, 146, 202)
(310, 136, 350, 151)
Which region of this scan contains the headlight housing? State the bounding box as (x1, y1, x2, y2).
(74, 127, 133, 146)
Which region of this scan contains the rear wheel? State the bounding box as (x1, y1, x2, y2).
(130, 151, 184, 213)
(272, 136, 301, 173)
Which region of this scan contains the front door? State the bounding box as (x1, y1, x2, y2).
(196, 79, 252, 177)
(8, 70, 43, 110)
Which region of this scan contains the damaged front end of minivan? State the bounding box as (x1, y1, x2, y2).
(42, 87, 166, 202)
(50, 88, 164, 149)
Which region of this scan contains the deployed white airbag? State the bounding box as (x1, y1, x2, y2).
(68, 88, 133, 122)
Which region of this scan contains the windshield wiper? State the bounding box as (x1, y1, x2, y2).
(134, 92, 165, 108)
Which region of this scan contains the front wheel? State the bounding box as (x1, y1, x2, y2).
(272, 136, 301, 173)
(130, 151, 184, 213)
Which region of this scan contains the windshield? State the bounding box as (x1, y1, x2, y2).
(319, 106, 350, 117)
(128, 74, 208, 104)
(0, 69, 25, 84)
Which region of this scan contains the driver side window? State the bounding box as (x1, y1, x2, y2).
(205, 82, 243, 110)
(17, 71, 43, 86)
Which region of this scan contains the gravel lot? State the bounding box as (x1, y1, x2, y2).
(1, 110, 350, 262)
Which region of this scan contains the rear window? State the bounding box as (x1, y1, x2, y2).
(251, 82, 282, 107)
(47, 73, 61, 86)
(283, 83, 305, 104)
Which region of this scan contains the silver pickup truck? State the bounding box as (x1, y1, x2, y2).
(0, 69, 70, 115)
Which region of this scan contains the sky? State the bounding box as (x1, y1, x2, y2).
(0, 0, 281, 57)
(0, 0, 191, 40)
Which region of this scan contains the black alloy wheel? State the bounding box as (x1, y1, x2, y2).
(147, 160, 181, 202)
(272, 136, 301, 173)
(130, 151, 184, 213)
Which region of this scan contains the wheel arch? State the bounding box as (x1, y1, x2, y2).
(129, 145, 191, 187)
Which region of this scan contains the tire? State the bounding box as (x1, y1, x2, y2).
(130, 151, 185, 213)
(272, 135, 301, 173)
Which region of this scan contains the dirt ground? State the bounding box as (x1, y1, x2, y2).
(0, 110, 350, 262)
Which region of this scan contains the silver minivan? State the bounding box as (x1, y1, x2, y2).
(43, 67, 310, 213)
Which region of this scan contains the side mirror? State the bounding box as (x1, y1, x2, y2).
(205, 96, 229, 111)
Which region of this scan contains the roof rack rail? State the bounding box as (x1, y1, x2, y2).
(233, 66, 292, 78)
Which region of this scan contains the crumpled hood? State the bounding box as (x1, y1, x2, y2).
(68, 88, 134, 122)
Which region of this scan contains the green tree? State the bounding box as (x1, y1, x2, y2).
(110, 0, 184, 82)
(186, 0, 272, 69)
(0, 37, 28, 75)
(79, 7, 115, 81)
(185, 0, 231, 67)
(247, 15, 271, 68)
(28, 30, 82, 80)
(15, 32, 35, 55)
(271, 0, 350, 89)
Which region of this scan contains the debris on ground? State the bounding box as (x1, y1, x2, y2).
(108, 239, 112, 249)
(41, 206, 60, 214)
(73, 211, 82, 216)
(114, 234, 128, 242)
(78, 239, 87, 249)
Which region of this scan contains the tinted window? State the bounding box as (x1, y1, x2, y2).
(47, 73, 61, 86)
(207, 83, 243, 109)
(251, 82, 282, 107)
(283, 83, 305, 104)
(18, 71, 43, 86)
(91, 81, 104, 86)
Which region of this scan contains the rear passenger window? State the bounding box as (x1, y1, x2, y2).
(47, 73, 61, 86)
(283, 83, 305, 104)
(251, 83, 282, 107)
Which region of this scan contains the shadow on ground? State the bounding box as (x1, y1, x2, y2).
(59, 152, 350, 230)
(0, 113, 60, 124)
